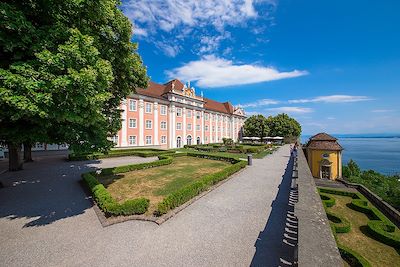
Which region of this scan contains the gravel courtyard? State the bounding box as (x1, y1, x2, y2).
(0, 145, 295, 267)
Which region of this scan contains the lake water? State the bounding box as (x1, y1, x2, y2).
(301, 137, 400, 175)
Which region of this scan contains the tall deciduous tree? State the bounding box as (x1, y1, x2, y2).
(266, 113, 302, 138)
(0, 0, 148, 171)
(243, 115, 269, 141)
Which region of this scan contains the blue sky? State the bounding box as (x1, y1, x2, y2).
(121, 0, 400, 135)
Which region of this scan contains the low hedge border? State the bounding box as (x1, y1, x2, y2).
(318, 187, 400, 249)
(155, 158, 247, 216)
(338, 244, 371, 267)
(320, 193, 336, 208)
(70, 149, 173, 161)
(326, 211, 351, 233)
(82, 154, 174, 216)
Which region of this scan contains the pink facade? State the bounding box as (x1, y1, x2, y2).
(114, 79, 246, 149)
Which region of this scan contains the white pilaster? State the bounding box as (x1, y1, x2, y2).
(138, 99, 144, 146)
(225, 116, 228, 138)
(214, 113, 218, 143)
(209, 113, 212, 143)
(183, 107, 187, 145)
(154, 102, 159, 145)
(193, 109, 196, 143)
(171, 105, 176, 148)
(201, 110, 204, 144)
(121, 99, 128, 147)
(232, 117, 235, 141)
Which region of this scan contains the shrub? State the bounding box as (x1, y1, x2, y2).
(82, 172, 149, 216)
(326, 211, 351, 233)
(338, 244, 371, 267)
(155, 159, 247, 215)
(320, 193, 336, 207)
(69, 149, 173, 161)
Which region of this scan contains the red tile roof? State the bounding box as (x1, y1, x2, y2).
(133, 79, 239, 115)
(306, 133, 343, 151)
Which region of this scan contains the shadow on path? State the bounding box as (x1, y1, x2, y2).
(250, 155, 298, 267)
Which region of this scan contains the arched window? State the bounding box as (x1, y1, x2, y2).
(197, 136, 201, 145)
(187, 135, 192, 146)
(177, 137, 182, 148)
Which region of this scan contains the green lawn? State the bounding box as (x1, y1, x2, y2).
(97, 156, 230, 213)
(325, 194, 400, 267)
(170, 147, 275, 159)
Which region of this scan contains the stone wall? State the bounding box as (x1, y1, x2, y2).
(294, 148, 342, 266)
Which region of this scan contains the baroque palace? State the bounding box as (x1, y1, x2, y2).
(114, 79, 246, 149)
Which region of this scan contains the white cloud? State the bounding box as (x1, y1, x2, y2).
(371, 109, 394, 113)
(166, 55, 308, 87)
(154, 41, 181, 57)
(266, 107, 314, 114)
(122, 0, 276, 56)
(238, 99, 279, 108)
(289, 95, 373, 104)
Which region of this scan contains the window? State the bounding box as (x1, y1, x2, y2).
(111, 135, 118, 145)
(196, 124, 200, 131)
(161, 121, 167, 130)
(213, 114, 216, 121)
(176, 122, 182, 130)
(129, 99, 137, 111)
(145, 120, 152, 129)
(196, 112, 200, 119)
(218, 126, 221, 132)
(176, 108, 182, 117)
(187, 123, 192, 131)
(212, 126, 215, 132)
(205, 136, 208, 142)
(160, 105, 167, 115)
(129, 118, 137, 128)
(145, 136, 152, 145)
(205, 125, 209, 131)
(129, 136, 136, 145)
(35, 143, 44, 149)
(145, 103, 152, 113)
(205, 113, 209, 120)
(187, 110, 192, 118)
(161, 136, 167, 144)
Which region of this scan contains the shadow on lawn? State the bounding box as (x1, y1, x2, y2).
(250, 155, 298, 267)
(0, 154, 104, 227)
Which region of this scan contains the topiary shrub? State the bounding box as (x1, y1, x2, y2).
(338, 244, 371, 267)
(320, 193, 336, 207)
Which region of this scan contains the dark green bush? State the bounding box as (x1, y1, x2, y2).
(82, 172, 149, 216)
(69, 149, 173, 161)
(338, 244, 371, 267)
(367, 221, 400, 248)
(155, 159, 247, 215)
(320, 193, 336, 207)
(326, 211, 351, 233)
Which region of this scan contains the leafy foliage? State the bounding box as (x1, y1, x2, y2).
(343, 160, 400, 209)
(266, 113, 301, 138)
(0, 0, 148, 168)
(243, 115, 269, 139)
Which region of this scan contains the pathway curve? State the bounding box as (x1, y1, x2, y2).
(0, 145, 294, 267)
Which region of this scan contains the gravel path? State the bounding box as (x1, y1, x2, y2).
(0, 145, 294, 267)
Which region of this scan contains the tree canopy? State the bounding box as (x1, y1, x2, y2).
(266, 113, 302, 138)
(243, 115, 269, 140)
(0, 0, 148, 170)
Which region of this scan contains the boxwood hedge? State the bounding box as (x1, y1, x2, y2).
(338, 244, 371, 267)
(155, 157, 247, 216)
(70, 149, 173, 161)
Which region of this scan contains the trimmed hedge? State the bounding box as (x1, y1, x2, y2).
(326, 211, 351, 233)
(320, 193, 336, 207)
(82, 172, 149, 216)
(100, 155, 173, 175)
(319, 187, 400, 250)
(69, 149, 173, 161)
(338, 244, 371, 267)
(155, 158, 247, 215)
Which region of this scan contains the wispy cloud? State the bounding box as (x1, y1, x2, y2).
(371, 109, 394, 113)
(238, 99, 279, 108)
(122, 0, 276, 56)
(267, 106, 314, 114)
(166, 55, 308, 87)
(289, 95, 373, 104)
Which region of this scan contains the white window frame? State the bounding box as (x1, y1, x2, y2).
(111, 135, 118, 145)
(187, 123, 192, 131)
(196, 112, 200, 119)
(161, 135, 167, 144)
(129, 118, 137, 128)
(129, 99, 137, 111)
(205, 136, 208, 142)
(145, 136, 152, 145)
(205, 125, 209, 131)
(160, 105, 167, 115)
(145, 103, 152, 113)
(187, 110, 192, 118)
(176, 108, 182, 117)
(196, 124, 200, 131)
(161, 121, 167, 130)
(128, 135, 137, 145)
(176, 122, 182, 130)
(145, 120, 152, 129)
(205, 113, 209, 120)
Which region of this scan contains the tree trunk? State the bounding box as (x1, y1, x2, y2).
(23, 142, 33, 162)
(8, 143, 23, 171)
